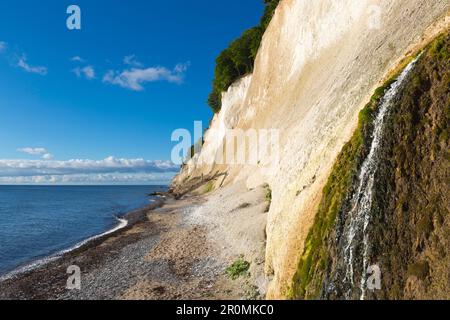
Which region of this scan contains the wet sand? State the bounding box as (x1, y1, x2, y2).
(0, 191, 259, 300)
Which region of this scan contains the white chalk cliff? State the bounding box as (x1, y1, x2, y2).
(173, 0, 450, 298)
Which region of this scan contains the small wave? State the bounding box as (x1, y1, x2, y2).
(0, 217, 128, 282)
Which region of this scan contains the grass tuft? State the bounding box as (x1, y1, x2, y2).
(226, 256, 251, 280)
(204, 181, 215, 193)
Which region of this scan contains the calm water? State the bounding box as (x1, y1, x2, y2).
(0, 185, 166, 276)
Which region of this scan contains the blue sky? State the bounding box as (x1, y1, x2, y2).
(0, 0, 263, 184)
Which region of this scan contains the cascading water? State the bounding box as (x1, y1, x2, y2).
(342, 55, 421, 300)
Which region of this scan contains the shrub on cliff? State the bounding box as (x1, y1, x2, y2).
(208, 0, 280, 113)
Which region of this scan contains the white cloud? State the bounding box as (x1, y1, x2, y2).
(174, 62, 190, 73)
(0, 41, 7, 53)
(123, 54, 143, 67)
(103, 62, 189, 91)
(72, 65, 96, 79)
(17, 147, 49, 156)
(0, 157, 178, 178)
(17, 147, 54, 160)
(70, 56, 85, 62)
(17, 55, 47, 75)
(0, 172, 175, 185)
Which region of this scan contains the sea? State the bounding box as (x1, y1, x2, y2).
(0, 185, 166, 278)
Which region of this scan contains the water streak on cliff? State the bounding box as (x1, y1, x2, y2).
(342, 55, 421, 300)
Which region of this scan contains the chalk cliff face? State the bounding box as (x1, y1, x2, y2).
(173, 0, 450, 298)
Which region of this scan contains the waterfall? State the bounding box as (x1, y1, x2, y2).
(342, 55, 421, 300)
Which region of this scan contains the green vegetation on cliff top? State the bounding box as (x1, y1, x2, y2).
(208, 0, 280, 113)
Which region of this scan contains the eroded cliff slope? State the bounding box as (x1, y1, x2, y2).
(173, 0, 450, 298)
(292, 34, 449, 300)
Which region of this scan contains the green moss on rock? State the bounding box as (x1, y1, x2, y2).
(290, 91, 385, 299)
(291, 31, 450, 300)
